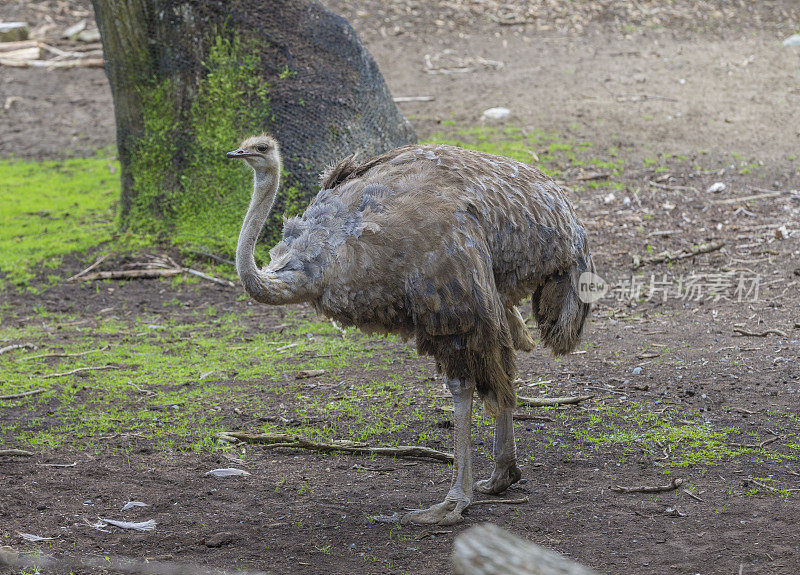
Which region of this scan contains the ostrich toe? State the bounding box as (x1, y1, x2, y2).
(474, 463, 522, 495)
(401, 497, 470, 526)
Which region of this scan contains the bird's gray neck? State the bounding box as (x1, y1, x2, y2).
(235, 169, 289, 304)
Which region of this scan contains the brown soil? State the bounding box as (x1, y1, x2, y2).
(2, 2, 800, 574)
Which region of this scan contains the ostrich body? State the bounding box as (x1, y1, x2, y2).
(229, 134, 592, 525)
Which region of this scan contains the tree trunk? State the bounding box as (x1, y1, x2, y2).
(453, 524, 601, 575)
(91, 0, 415, 255)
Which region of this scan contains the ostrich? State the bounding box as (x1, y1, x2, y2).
(228, 134, 592, 525)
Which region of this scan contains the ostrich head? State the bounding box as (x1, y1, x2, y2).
(226, 134, 281, 175)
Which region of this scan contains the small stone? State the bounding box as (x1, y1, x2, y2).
(632, 367, 643, 375)
(775, 226, 789, 240)
(204, 532, 234, 548)
(481, 107, 511, 123)
(0, 22, 29, 42)
(706, 182, 726, 193)
(603, 192, 616, 204)
(782, 34, 800, 47)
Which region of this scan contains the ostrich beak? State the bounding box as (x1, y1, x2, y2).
(226, 148, 254, 159)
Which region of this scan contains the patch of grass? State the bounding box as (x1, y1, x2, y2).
(0, 154, 119, 287)
(538, 401, 796, 470)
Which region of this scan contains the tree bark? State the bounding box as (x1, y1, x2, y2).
(91, 0, 415, 252)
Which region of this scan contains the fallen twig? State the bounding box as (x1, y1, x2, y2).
(683, 489, 704, 502)
(17, 346, 109, 362)
(41, 365, 118, 379)
(66, 253, 109, 281)
(37, 461, 78, 468)
(714, 191, 784, 205)
(636, 240, 724, 268)
(77, 268, 182, 281)
(393, 96, 435, 102)
(0, 58, 104, 68)
(512, 413, 553, 422)
(470, 497, 529, 506)
(181, 267, 235, 287)
(0, 449, 33, 457)
(218, 431, 453, 463)
(516, 394, 593, 407)
(0, 388, 46, 400)
(0, 343, 34, 356)
(733, 328, 787, 338)
(745, 477, 778, 493)
(610, 477, 683, 494)
(648, 181, 699, 193)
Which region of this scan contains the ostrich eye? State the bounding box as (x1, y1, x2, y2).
(256, 144, 269, 153)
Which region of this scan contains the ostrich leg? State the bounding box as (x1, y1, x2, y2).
(475, 406, 522, 494)
(402, 377, 475, 525)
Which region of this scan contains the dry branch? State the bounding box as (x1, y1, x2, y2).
(0, 449, 33, 457)
(0, 57, 104, 68)
(471, 497, 529, 506)
(41, 365, 118, 379)
(77, 268, 183, 281)
(733, 328, 787, 338)
(610, 477, 683, 494)
(218, 431, 453, 463)
(66, 253, 109, 281)
(635, 241, 724, 268)
(0, 388, 46, 400)
(516, 395, 593, 407)
(0, 343, 34, 356)
(17, 346, 109, 362)
(452, 523, 600, 575)
(714, 191, 784, 205)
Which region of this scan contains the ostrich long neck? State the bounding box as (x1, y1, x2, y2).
(235, 169, 296, 305)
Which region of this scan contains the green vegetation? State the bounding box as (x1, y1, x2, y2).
(424, 124, 621, 181)
(125, 31, 274, 257)
(0, 154, 119, 287)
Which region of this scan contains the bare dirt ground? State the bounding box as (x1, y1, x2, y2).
(2, 2, 800, 574)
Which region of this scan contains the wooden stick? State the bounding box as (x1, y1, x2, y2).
(66, 253, 109, 281)
(733, 328, 787, 338)
(0, 343, 34, 356)
(610, 477, 683, 493)
(17, 346, 109, 362)
(636, 240, 724, 268)
(77, 268, 182, 281)
(393, 96, 435, 102)
(470, 497, 529, 506)
(516, 394, 593, 407)
(41, 365, 118, 379)
(218, 431, 453, 463)
(0, 388, 46, 400)
(683, 489, 704, 502)
(0, 58, 104, 68)
(0, 449, 33, 457)
(180, 267, 235, 287)
(714, 191, 784, 205)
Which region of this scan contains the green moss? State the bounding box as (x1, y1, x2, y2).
(124, 31, 274, 258)
(0, 155, 119, 287)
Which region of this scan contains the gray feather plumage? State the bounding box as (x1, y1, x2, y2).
(267, 144, 592, 410)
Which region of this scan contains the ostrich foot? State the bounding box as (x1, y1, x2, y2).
(474, 462, 522, 495)
(401, 497, 470, 526)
